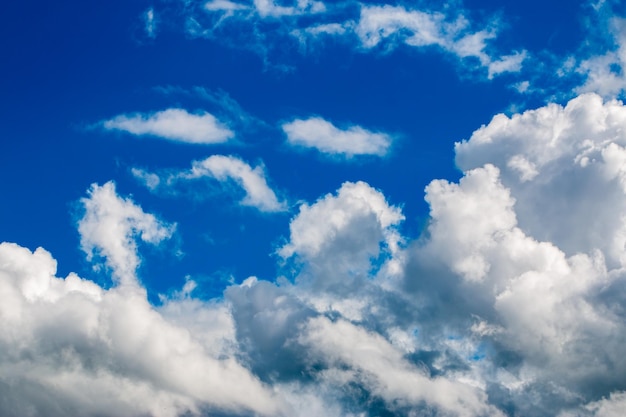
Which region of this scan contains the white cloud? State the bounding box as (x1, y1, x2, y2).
(355, 5, 526, 77)
(282, 117, 392, 157)
(299, 316, 505, 417)
(576, 17, 626, 98)
(486, 51, 527, 79)
(187, 155, 287, 212)
(102, 108, 234, 144)
(13, 88, 626, 415)
(205, 0, 248, 12)
(0, 242, 287, 417)
(189, 1, 525, 79)
(279, 180, 403, 264)
(355, 5, 448, 49)
(130, 167, 161, 190)
(277, 181, 405, 320)
(398, 92, 626, 415)
(455, 93, 626, 267)
(583, 391, 626, 417)
(78, 181, 175, 284)
(253, 0, 325, 17)
(138, 155, 287, 212)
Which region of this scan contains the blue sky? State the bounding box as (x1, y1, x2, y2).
(3, 0, 626, 416)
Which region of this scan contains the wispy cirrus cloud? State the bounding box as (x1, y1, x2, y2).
(102, 108, 234, 144)
(176, 0, 526, 78)
(353, 5, 526, 79)
(282, 116, 393, 158)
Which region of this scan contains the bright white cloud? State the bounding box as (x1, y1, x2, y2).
(282, 117, 392, 157)
(278, 180, 405, 315)
(187, 155, 287, 212)
(279, 180, 403, 263)
(455, 93, 626, 267)
(399, 92, 626, 415)
(205, 0, 248, 12)
(102, 108, 234, 144)
(0, 241, 288, 417)
(78, 181, 175, 284)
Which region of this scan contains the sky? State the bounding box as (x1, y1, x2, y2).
(3, 0, 626, 416)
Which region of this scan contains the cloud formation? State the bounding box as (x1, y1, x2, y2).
(182, 0, 525, 78)
(102, 108, 234, 144)
(134, 155, 287, 212)
(78, 181, 175, 284)
(282, 117, 392, 158)
(9, 89, 626, 415)
(354, 5, 526, 79)
(576, 15, 626, 98)
(0, 185, 286, 417)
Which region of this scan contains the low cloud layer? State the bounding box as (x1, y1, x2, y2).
(5, 93, 626, 416)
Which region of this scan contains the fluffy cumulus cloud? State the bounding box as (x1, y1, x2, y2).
(0, 187, 287, 417)
(102, 108, 234, 144)
(409, 92, 626, 416)
(11, 89, 626, 415)
(455, 93, 626, 267)
(133, 155, 287, 212)
(282, 117, 392, 158)
(78, 181, 175, 284)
